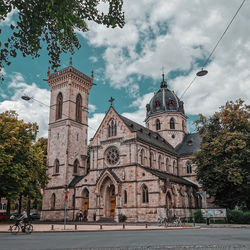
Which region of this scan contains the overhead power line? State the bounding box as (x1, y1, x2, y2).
(180, 0, 246, 99)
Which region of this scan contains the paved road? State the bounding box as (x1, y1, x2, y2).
(1, 228, 250, 250)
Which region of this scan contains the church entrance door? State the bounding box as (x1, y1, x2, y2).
(104, 184, 116, 217)
(110, 196, 116, 217)
(83, 198, 89, 217)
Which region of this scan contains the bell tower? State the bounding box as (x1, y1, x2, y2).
(41, 59, 93, 221)
(145, 75, 187, 148)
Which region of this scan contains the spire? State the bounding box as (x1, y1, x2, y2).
(69, 57, 72, 67)
(160, 73, 167, 88)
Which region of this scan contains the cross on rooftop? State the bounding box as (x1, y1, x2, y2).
(109, 97, 115, 106)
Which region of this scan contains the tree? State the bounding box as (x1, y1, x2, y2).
(0, 0, 124, 76)
(194, 100, 250, 209)
(0, 111, 48, 215)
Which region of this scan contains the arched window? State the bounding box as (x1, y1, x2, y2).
(140, 149, 145, 165)
(182, 120, 185, 131)
(186, 161, 192, 174)
(173, 160, 176, 174)
(108, 119, 117, 137)
(170, 118, 175, 129)
(142, 184, 149, 203)
(76, 93, 82, 122)
(156, 119, 161, 130)
(165, 158, 169, 172)
(51, 193, 56, 210)
(124, 190, 127, 204)
(56, 92, 63, 120)
(158, 155, 161, 170)
(149, 152, 154, 168)
(55, 159, 60, 174)
(73, 159, 80, 174)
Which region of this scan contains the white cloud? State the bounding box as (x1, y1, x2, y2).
(88, 104, 96, 113)
(0, 73, 50, 138)
(88, 113, 105, 140)
(81, 0, 250, 116)
(0, 9, 16, 26)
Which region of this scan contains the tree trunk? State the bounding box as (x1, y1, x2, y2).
(18, 194, 22, 214)
(6, 199, 11, 218)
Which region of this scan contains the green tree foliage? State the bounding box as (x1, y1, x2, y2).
(194, 100, 250, 209)
(0, 0, 124, 74)
(0, 111, 48, 214)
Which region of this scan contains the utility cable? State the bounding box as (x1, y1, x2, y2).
(180, 0, 246, 99)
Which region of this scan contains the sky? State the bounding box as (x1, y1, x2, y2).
(0, 0, 250, 141)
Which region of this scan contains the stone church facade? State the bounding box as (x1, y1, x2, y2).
(41, 62, 203, 222)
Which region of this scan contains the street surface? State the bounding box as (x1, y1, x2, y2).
(0, 228, 250, 250)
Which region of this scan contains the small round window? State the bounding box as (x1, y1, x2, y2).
(106, 146, 119, 165)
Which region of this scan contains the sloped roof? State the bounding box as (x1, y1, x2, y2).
(68, 175, 85, 188)
(176, 133, 201, 156)
(119, 115, 176, 154)
(140, 165, 198, 187)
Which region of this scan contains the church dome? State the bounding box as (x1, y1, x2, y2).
(146, 75, 184, 117)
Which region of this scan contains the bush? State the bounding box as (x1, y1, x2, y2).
(227, 210, 250, 224)
(193, 209, 205, 223)
(118, 214, 127, 222)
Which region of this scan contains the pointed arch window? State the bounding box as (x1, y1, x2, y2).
(140, 149, 145, 165)
(166, 157, 169, 172)
(55, 159, 60, 174)
(149, 152, 153, 168)
(51, 193, 56, 210)
(186, 161, 192, 174)
(173, 160, 176, 174)
(170, 118, 175, 129)
(158, 155, 161, 170)
(73, 159, 80, 174)
(56, 92, 63, 120)
(156, 119, 161, 130)
(76, 94, 82, 122)
(124, 190, 127, 204)
(108, 119, 117, 137)
(142, 184, 149, 203)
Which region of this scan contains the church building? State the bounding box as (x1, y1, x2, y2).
(41, 61, 203, 222)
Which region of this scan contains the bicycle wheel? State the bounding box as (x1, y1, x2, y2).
(25, 224, 33, 234)
(10, 225, 20, 234)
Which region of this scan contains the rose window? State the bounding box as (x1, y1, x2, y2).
(106, 147, 119, 165)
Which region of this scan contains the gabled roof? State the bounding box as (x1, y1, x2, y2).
(119, 115, 175, 154)
(95, 168, 121, 185)
(68, 175, 85, 188)
(176, 133, 201, 156)
(140, 165, 198, 187)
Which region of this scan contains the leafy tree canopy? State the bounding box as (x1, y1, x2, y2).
(0, 111, 48, 207)
(0, 0, 124, 75)
(194, 100, 250, 209)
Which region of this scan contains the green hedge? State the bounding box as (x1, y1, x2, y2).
(193, 209, 205, 223)
(227, 210, 250, 224)
(194, 209, 250, 224)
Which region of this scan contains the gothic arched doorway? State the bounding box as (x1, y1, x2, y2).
(82, 188, 89, 219)
(105, 184, 116, 217)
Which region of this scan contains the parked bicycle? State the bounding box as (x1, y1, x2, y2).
(10, 219, 33, 234)
(157, 216, 182, 227)
(157, 216, 168, 226)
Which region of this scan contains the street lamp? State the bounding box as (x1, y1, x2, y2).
(196, 68, 208, 77)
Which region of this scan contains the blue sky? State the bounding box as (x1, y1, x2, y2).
(1, 0, 250, 140)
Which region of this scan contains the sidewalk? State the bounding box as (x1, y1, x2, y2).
(0, 223, 200, 233)
(1, 222, 249, 233)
